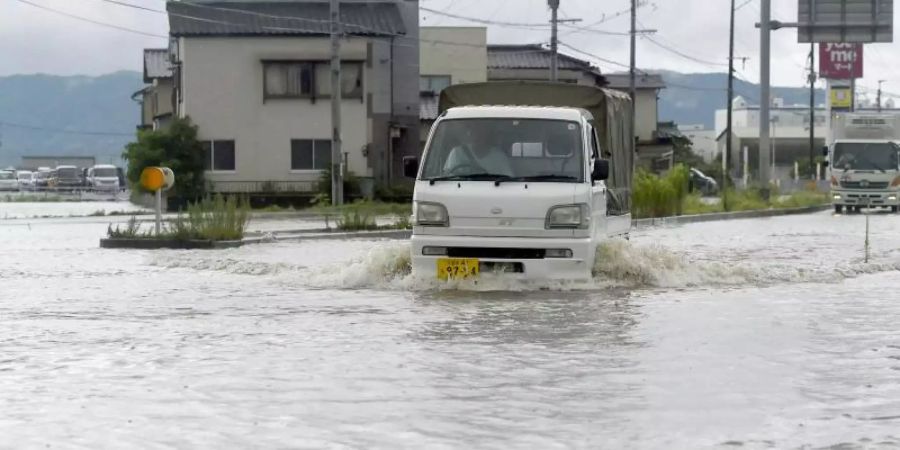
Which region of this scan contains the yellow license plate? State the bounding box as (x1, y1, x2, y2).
(437, 258, 480, 280)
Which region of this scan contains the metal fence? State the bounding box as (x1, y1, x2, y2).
(210, 180, 317, 194)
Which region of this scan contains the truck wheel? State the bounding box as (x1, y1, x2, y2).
(834, 205, 843, 214)
(893, 206, 899, 213)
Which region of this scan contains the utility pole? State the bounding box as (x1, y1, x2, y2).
(547, 1, 580, 82)
(725, 0, 735, 204)
(330, 0, 343, 206)
(808, 42, 816, 180)
(759, 0, 772, 188)
(549, 0, 559, 82)
(878, 80, 886, 112)
(629, 0, 637, 154)
(629, 0, 637, 105)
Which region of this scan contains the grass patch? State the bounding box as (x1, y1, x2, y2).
(106, 195, 251, 241)
(2, 193, 78, 203)
(635, 168, 829, 219)
(632, 165, 690, 219)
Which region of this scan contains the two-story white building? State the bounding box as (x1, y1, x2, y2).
(166, 0, 419, 194)
(715, 96, 827, 181)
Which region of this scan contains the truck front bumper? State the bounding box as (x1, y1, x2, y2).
(411, 234, 596, 281)
(831, 189, 900, 207)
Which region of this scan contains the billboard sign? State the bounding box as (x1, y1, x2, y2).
(798, 0, 893, 43)
(819, 43, 864, 78)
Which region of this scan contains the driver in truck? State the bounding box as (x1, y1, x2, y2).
(441, 123, 514, 177)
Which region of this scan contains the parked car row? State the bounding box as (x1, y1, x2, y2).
(0, 165, 126, 192)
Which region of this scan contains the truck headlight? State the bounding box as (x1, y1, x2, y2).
(546, 204, 589, 229)
(416, 202, 449, 226)
(889, 195, 898, 201)
(833, 194, 841, 200)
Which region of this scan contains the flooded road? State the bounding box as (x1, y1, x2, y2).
(2, 205, 900, 448)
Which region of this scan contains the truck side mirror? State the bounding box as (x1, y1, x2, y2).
(402, 156, 419, 179)
(821, 146, 829, 156)
(592, 159, 610, 181)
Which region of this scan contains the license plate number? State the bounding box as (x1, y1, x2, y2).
(437, 258, 479, 280)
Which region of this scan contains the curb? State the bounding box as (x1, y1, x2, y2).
(631, 205, 831, 228)
(100, 238, 243, 249)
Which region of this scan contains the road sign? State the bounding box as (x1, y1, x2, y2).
(830, 86, 853, 109)
(798, 0, 893, 43)
(819, 43, 863, 79)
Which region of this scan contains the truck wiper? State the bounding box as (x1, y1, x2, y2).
(427, 173, 512, 185)
(495, 175, 579, 185)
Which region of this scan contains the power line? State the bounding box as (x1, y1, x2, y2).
(89, 0, 165, 14)
(14, 0, 167, 38)
(420, 6, 550, 28)
(0, 120, 134, 137)
(557, 41, 636, 72)
(641, 34, 728, 67)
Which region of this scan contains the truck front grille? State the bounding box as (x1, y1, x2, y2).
(447, 247, 546, 259)
(841, 181, 890, 189)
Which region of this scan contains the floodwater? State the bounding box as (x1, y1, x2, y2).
(2, 204, 900, 449)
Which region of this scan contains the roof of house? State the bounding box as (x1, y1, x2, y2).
(144, 48, 173, 82)
(487, 45, 596, 71)
(604, 73, 666, 89)
(167, 1, 406, 37)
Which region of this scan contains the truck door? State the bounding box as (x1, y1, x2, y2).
(588, 124, 607, 239)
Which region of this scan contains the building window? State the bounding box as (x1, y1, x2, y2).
(263, 61, 363, 100)
(420, 75, 451, 95)
(291, 139, 332, 170)
(201, 140, 236, 171)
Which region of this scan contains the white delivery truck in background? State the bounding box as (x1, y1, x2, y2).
(827, 113, 900, 213)
(404, 81, 633, 281)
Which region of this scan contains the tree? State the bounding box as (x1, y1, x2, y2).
(122, 117, 206, 200)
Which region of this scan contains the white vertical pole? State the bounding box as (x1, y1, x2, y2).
(743, 145, 749, 187)
(155, 189, 162, 236)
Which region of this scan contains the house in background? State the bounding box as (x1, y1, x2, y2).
(164, 0, 419, 195)
(486, 44, 606, 86)
(419, 27, 488, 147)
(132, 48, 174, 131)
(603, 73, 669, 171)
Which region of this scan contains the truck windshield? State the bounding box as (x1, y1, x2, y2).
(0, 171, 13, 180)
(421, 119, 584, 182)
(833, 142, 900, 171)
(93, 168, 117, 177)
(57, 168, 78, 178)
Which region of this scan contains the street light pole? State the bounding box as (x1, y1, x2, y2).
(329, 0, 343, 206)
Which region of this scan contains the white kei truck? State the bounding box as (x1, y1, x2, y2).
(403, 81, 633, 281)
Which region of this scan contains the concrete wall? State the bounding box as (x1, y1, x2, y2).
(178, 36, 373, 191)
(420, 27, 487, 84)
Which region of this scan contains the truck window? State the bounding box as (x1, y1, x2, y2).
(422, 118, 584, 182)
(833, 142, 900, 171)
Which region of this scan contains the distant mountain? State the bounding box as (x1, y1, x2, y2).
(0, 70, 820, 168)
(0, 71, 143, 168)
(657, 71, 826, 130)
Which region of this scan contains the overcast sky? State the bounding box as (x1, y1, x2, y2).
(3, 0, 899, 103)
